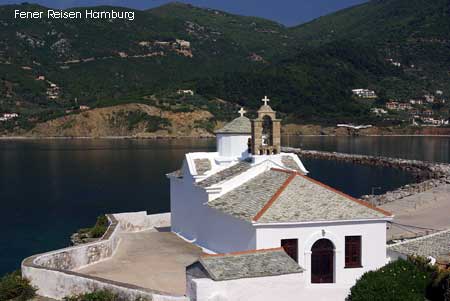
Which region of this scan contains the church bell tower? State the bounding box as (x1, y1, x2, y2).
(251, 96, 281, 155)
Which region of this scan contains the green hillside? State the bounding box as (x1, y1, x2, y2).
(0, 1, 449, 133)
(0, 3, 292, 126)
(293, 0, 450, 99)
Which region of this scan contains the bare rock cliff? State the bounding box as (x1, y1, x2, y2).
(27, 103, 214, 138)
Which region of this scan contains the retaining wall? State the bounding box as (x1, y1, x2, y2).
(22, 212, 185, 301)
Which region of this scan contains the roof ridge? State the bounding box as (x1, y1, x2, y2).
(388, 228, 450, 248)
(252, 171, 297, 222)
(201, 247, 284, 258)
(297, 173, 393, 217)
(270, 167, 293, 174)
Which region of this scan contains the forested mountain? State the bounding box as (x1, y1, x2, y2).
(0, 0, 449, 133)
(293, 0, 450, 100)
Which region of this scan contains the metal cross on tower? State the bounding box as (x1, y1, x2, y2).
(262, 96, 270, 106)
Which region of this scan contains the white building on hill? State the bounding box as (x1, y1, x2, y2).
(352, 89, 377, 99)
(168, 97, 393, 300)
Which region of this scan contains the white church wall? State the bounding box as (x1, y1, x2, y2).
(170, 176, 207, 241)
(195, 207, 256, 253)
(255, 220, 387, 287)
(170, 176, 256, 253)
(188, 273, 350, 301)
(216, 134, 250, 158)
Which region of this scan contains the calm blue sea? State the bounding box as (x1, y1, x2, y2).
(1, 136, 448, 274)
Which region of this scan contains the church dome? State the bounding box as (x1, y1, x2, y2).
(258, 104, 275, 113)
(215, 116, 251, 135)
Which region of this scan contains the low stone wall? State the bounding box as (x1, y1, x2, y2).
(22, 212, 184, 301)
(114, 211, 171, 232)
(283, 147, 450, 206)
(27, 214, 121, 274)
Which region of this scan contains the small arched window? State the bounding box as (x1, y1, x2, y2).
(262, 115, 273, 146)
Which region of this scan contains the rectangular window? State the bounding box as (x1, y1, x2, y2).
(281, 239, 298, 262)
(345, 236, 362, 268)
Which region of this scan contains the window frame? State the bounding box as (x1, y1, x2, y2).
(345, 236, 362, 268)
(281, 238, 298, 263)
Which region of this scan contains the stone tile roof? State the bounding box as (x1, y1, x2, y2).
(208, 170, 290, 220)
(215, 116, 251, 134)
(257, 172, 390, 223)
(194, 159, 211, 175)
(198, 248, 303, 281)
(208, 169, 391, 223)
(281, 155, 302, 171)
(197, 161, 252, 188)
(388, 229, 450, 262)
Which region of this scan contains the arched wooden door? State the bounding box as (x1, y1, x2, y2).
(311, 239, 334, 283)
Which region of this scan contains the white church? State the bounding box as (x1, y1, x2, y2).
(168, 97, 394, 300)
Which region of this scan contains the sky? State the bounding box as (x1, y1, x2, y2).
(0, 0, 368, 26)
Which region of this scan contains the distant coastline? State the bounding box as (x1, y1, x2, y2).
(1, 133, 450, 140)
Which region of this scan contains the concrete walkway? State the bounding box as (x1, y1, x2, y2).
(381, 184, 450, 240)
(77, 229, 202, 296)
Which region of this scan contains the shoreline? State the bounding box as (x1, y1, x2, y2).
(1, 134, 450, 140)
(0, 135, 215, 140)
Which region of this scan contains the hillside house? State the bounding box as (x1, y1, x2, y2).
(176, 39, 191, 48)
(352, 89, 377, 99)
(386, 101, 398, 110)
(177, 89, 194, 96)
(409, 99, 423, 105)
(398, 103, 412, 110)
(386, 101, 412, 111)
(0, 113, 19, 121)
(371, 108, 388, 116)
(424, 95, 435, 103)
(422, 109, 434, 116)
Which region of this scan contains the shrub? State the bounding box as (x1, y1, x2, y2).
(64, 290, 149, 301)
(110, 110, 171, 132)
(76, 215, 109, 240)
(347, 259, 433, 301)
(64, 290, 119, 301)
(89, 215, 109, 238)
(428, 270, 450, 301)
(0, 270, 36, 301)
(194, 118, 217, 133)
(402, 255, 450, 301)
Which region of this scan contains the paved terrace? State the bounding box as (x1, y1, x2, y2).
(381, 184, 450, 240)
(77, 229, 202, 296)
